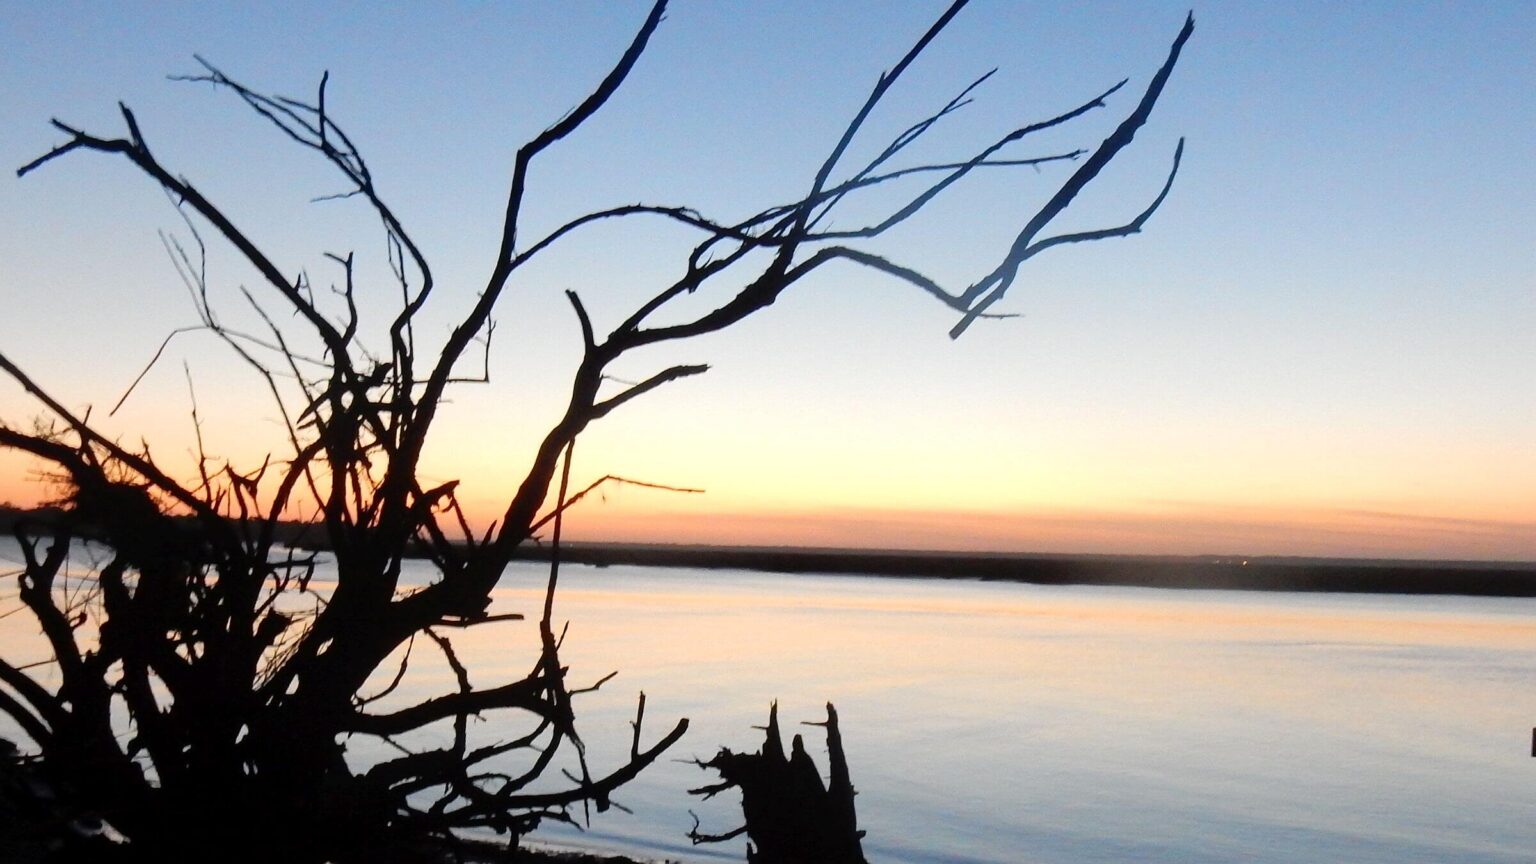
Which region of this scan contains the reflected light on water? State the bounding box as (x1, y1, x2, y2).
(446, 561, 1536, 863)
(3, 543, 1534, 863)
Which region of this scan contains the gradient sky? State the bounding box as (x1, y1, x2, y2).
(1, 2, 1532, 560)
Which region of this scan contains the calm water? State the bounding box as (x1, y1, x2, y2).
(3, 541, 1534, 862)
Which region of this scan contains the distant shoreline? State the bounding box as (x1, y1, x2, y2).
(4, 505, 1532, 598)
(523, 542, 1536, 598)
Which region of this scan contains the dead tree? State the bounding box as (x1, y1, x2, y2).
(689, 703, 866, 864)
(0, 2, 1193, 860)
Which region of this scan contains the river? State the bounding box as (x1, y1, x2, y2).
(3, 543, 1534, 862)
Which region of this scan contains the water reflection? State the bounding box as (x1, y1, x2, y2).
(436, 561, 1536, 863)
(3, 542, 1534, 863)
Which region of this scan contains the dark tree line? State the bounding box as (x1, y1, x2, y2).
(0, 2, 1191, 860)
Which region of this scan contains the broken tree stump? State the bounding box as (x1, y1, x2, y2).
(688, 703, 867, 864)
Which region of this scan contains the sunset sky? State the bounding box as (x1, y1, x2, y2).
(1, 1, 1532, 560)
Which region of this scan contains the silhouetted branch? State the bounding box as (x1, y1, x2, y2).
(0, 658, 58, 743)
(2, 4, 1190, 856)
(529, 474, 703, 536)
(0, 353, 232, 537)
(475, 715, 687, 812)
(591, 364, 710, 419)
(809, 80, 1127, 244)
(21, 119, 354, 363)
(356, 633, 415, 708)
(107, 326, 202, 416)
(433, 612, 526, 629)
(950, 11, 1195, 337)
(688, 812, 748, 845)
(1021, 137, 1185, 256)
(402, 0, 669, 481)
(799, 0, 971, 229)
(346, 676, 554, 737)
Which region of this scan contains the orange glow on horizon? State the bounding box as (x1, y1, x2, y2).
(548, 497, 1535, 562)
(4, 448, 1532, 562)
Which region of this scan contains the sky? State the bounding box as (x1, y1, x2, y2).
(0, 1, 1532, 561)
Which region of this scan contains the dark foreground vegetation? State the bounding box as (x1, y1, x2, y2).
(0, 1, 1194, 861)
(688, 704, 867, 864)
(3, 734, 666, 863)
(0, 736, 666, 864)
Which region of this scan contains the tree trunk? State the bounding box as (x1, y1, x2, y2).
(691, 703, 866, 864)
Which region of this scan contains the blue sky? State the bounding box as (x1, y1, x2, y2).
(1, 2, 1532, 559)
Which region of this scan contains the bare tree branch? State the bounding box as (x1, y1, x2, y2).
(1, 6, 1191, 856)
(950, 11, 1195, 336)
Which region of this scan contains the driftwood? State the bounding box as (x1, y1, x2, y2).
(1, 1, 1191, 858)
(690, 704, 866, 864)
